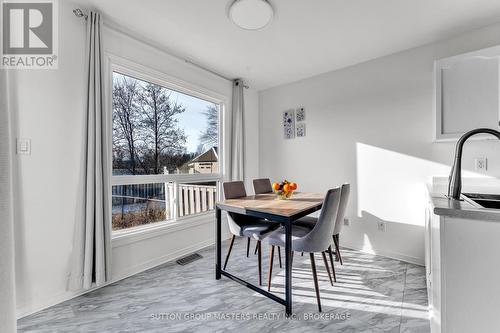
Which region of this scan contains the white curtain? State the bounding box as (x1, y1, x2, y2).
(231, 79, 245, 181)
(69, 11, 111, 290)
(0, 70, 16, 331)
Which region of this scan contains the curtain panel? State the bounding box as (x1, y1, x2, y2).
(69, 11, 112, 290)
(231, 79, 245, 181)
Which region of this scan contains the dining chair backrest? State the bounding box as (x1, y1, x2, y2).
(333, 184, 350, 236)
(294, 187, 342, 253)
(253, 178, 273, 194)
(223, 181, 248, 236)
(223, 181, 247, 199)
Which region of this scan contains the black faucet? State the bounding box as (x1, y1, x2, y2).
(448, 128, 500, 200)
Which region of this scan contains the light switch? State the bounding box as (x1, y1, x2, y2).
(17, 138, 31, 155)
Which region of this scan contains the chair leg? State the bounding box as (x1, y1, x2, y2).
(223, 235, 236, 270)
(333, 234, 343, 265)
(268, 245, 275, 291)
(301, 252, 304, 256)
(322, 251, 334, 286)
(277, 246, 282, 268)
(332, 235, 337, 261)
(246, 237, 251, 258)
(254, 241, 258, 255)
(309, 253, 322, 312)
(327, 246, 337, 282)
(257, 240, 262, 286)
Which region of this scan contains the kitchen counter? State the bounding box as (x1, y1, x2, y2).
(426, 177, 500, 333)
(427, 178, 500, 222)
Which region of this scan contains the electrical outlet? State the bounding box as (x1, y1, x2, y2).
(475, 157, 487, 171)
(17, 138, 31, 155)
(377, 221, 386, 232)
(344, 217, 350, 226)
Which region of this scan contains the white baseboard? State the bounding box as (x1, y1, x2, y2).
(342, 242, 424, 266)
(16, 231, 228, 319)
(17, 287, 88, 319)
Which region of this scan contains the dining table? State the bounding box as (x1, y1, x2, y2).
(215, 191, 324, 316)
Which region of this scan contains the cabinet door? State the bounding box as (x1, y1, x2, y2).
(430, 213, 442, 333)
(425, 206, 432, 298)
(434, 45, 500, 141)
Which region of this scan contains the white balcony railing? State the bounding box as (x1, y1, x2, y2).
(112, 180, 218, 231)
(173, 183, 216, 217)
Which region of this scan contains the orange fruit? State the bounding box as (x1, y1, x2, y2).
(272, 182, 280, 191)
(289, 182, 297, 190)
(283, 184, 291, 192)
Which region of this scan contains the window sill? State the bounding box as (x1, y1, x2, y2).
(111, 212, 217, 248)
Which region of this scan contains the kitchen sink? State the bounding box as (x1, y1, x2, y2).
(463, 193, 500, 209)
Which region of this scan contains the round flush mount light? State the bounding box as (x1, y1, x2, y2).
(229, 0, 274, 30)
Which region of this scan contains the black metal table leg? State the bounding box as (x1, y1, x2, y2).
(216, 207, 221, 280)
(284, 221, 292, 316)
(214, 204, 320, 315)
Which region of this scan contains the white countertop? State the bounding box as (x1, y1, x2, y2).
(428, 177, 500, 221)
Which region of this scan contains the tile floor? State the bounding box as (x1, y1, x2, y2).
(18, 238, 430, 332)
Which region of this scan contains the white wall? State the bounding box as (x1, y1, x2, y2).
(11, 2, 87, 317)
(9, 0, 259, 318)
(259, 22, 500, 265)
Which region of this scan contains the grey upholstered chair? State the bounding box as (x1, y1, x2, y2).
(252, 178, 283, 267)
(253, 178, 273, 194)
(223, 181, 280, 286)
(331, 184, 350, 264)
(295, 183, 350, 266)
(267, 187, 343, 312)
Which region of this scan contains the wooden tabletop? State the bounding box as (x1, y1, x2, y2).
(216, 192, 324, 218)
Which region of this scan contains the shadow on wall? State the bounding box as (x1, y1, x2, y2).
(355, 142, 490, 225)
(355, 142, 449, 226)
(343, 142, 493, 263)
(264, 137, 498, 263)
(351, 211, 425, 260)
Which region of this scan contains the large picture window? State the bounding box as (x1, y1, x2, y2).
(110, 68, 222, 232)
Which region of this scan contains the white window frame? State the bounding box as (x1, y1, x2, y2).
(104, 54, 227, 240)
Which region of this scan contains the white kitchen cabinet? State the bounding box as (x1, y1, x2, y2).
(425, 203, 442, 333)
(434, 45, 500, 141)
(426, 195, 500, 333)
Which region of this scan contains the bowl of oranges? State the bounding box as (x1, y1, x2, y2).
(272, 180, 298, 200)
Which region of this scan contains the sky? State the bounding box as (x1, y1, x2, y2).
(114, 72, 217, 154)
(169, 90, 216, 153)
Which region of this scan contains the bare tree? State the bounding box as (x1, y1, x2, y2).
(199, 105, 218, 150)
(113, 75, 141, 174)
(138, 83, 187, 174)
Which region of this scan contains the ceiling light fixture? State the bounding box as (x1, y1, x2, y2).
(229, 0, 274, 31)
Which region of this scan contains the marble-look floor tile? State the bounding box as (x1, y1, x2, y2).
(18, 238, 430, 333)
(400, 264, 430, 333)
(400, 317, 431, 333)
